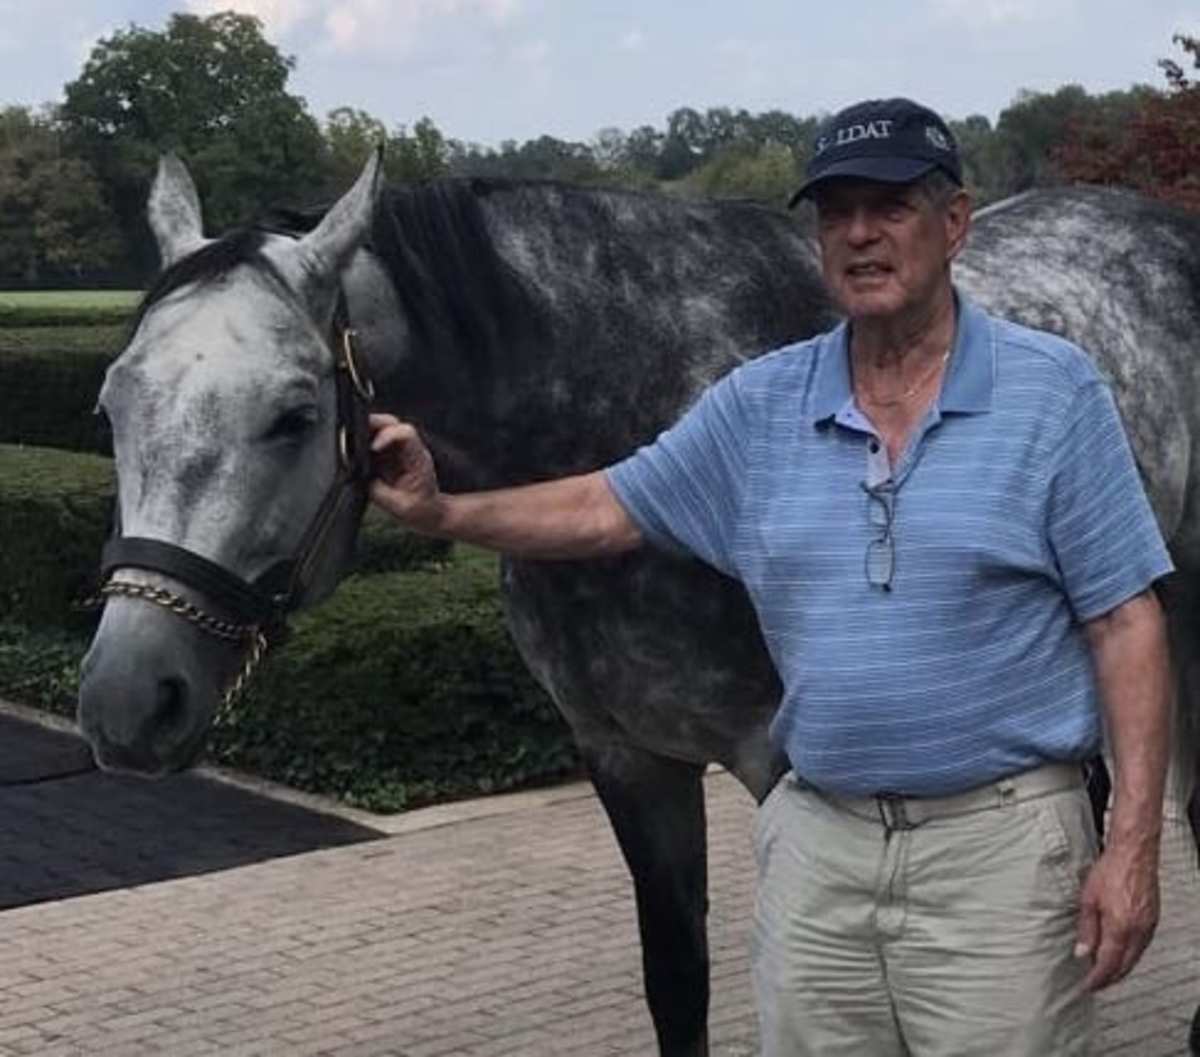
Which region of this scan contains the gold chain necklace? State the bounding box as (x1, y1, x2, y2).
(859, 346, 951, 408)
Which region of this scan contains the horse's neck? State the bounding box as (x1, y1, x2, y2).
(349, 184, 830, 490)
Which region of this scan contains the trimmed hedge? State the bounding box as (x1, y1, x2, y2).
(0, 340, 118, 453)
(0, 548, 579, 812)
(0, 444, 450, 628)
(0, 324, 128, 354)
(355, 507, 453, 573)
(0, 445, 114, 628)
(209, 549, 578, 809)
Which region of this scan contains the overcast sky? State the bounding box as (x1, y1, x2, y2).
(0, 0, 1195, 146)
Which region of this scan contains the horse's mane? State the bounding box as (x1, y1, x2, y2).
(266, 179, 552, 368)
(134, 180, 550, 374)
(367, 180, 551, 368)
(132, 228, 276, 333)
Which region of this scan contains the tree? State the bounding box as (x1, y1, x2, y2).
(324, 107, 387, 191)
(447, 133, 600, 184)
(992, 85, 1097, 193)
(1054, 35, 1200, 211)
(685, 142, 799, 207)
(621, 125, 665, 177)
(657, 107, 708, 180)
(0, 106, 122, 284)
(389, 118, 449, 182)
(60, 11, 329, 272)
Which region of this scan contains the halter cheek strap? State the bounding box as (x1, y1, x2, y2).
(95, 291, 375, 660)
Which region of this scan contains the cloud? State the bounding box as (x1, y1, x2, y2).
(186, 0, 522, 50)
(929, 0, 1075, 28)
(513, 37, 549, 65)
(715, 37, 772, 95)
(321, 0, 522, 53)
(186, 0, 318, 36)
(619, 28, 646, 52)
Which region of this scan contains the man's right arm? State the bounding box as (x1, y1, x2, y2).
(368, 414, 643, 560)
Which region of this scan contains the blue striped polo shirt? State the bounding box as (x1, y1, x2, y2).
(606, 293, 1172, 797)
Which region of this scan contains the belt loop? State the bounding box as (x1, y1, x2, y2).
(876, 794, 911, 836)
(997, 777, 1017, 807)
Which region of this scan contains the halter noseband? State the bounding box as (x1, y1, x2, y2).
(93, 278, 376, 707)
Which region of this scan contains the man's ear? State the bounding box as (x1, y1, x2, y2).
(945, 188, 972, 263)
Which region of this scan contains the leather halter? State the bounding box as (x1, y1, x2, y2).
(97, 288, 375, 648)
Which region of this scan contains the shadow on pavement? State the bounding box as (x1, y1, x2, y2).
(0, 713, 382, 910)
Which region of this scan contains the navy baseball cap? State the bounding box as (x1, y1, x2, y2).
(788, 98, 963, 207)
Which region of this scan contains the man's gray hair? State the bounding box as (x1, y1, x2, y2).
(916, 169, 964, 210)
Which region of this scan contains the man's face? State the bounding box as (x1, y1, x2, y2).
(813, 177, 969, 322)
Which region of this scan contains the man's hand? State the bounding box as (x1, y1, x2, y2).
(368, 413, 445, 533)
(1074, 842, 1160, 990)
(367, 413, 641, 558)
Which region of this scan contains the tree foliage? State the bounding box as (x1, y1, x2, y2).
(60, 12, 328, 269)
(4, 15, 1192, 284)
(389, 117, 450, 183)
(1054, 35, 1200, 211)
(0, 107, 122, 284)
(685, 142, 800, 206)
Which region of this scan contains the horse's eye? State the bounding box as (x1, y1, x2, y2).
(264, 406, 319, 442)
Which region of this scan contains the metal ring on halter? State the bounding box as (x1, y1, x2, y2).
(337, 425, 352, 471)
(341, 329, 375, 402)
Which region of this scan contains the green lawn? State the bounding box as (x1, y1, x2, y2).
(0, 290, 140, 309)
(0, 290, 141, 328)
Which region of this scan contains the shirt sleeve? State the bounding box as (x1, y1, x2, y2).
(1046, 380, 1174, 621)
(605, 370, 750, 577)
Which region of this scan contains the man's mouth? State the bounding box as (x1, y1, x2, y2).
(846, 262, 892, 278)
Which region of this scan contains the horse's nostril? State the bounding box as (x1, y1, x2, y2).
(155, 676, 190, 738)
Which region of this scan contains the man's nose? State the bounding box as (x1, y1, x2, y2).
(845, 207, 878, 245)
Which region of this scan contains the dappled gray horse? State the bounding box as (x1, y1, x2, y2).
(79, 153, 1200, 1056)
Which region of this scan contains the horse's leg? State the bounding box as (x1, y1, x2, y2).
(1189, 788, 1200, 864)
(1159, 576, 1200, 1054)
(583, 743, 710, 1057)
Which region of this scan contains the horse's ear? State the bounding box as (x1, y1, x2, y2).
(297, 147, 383, 277)
(148, 154, 210, 269)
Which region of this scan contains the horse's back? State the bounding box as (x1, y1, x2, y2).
(959, 187, 1200, 561)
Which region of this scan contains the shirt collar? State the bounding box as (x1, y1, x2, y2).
(806, 288, 996, 426)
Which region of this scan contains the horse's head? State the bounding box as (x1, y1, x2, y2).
(78, 152, 382, 775)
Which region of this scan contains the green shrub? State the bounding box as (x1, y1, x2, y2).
(0, 445, 451, 630)
(0, 340, 118, 452)
(0, 324, 128, 354)
(210, 549, 578, 810)
(0, 548, 580, 812)
(0, 445, 114, 628)
(355, 507, 452, 573)
(0, 622, 88, 715)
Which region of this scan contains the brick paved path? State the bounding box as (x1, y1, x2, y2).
(0, 761, 1197, 1057)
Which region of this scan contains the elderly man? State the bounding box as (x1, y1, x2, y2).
(368, 97, 1172, 1056)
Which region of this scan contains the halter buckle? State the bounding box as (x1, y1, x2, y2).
(341, 328, 375, 402)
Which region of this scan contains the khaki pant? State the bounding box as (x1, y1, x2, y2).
(751, 768, 1098, 1057)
